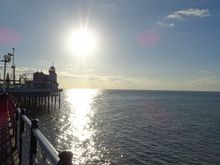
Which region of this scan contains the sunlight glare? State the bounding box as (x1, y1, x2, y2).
(66, 27, 98, 57)
(65, 89, 101, 164)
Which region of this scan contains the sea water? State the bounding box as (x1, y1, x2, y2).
(36, 89, 220, 164)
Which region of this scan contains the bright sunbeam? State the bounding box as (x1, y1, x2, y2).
(66, 27, 98, 57)
(65, 89, 101, 164)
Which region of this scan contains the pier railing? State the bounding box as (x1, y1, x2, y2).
(5, 93, 73, 165)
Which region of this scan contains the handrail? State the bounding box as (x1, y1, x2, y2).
(33, 129, 59, 163)
(3, 93, 73, 165)
(21, 114, 32, 127)
(18, 110, 59, 164)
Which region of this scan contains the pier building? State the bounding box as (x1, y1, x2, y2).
(30, 66, 58, 89)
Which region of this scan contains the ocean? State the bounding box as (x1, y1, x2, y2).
(33, 89, 220, 164)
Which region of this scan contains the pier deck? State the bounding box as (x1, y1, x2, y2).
(0, 94, 19, 165)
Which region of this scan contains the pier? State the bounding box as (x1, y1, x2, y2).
(0, 93, 73, 164)
(0, 93, 19, 164)
(0, 49, 73, 164)
(6, 88, 62, 111)
(0, 48, 63, 112)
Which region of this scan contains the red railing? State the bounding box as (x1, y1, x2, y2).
(0, 93, 73, 165)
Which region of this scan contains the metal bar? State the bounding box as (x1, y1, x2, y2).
(19, 108, 26, 165)
(33, 129, 59, 164)
(29, 119, 38, 165)
(11, 104, 16, 136)
(3, 60, 6, 83)
(12, 48, 16, 85)
(21, 113, 59, 164)
(15, 107, 19, 148)
(21, 115, 32, 127)
(7, 94, 73, 164)
(16, 107, 21, 151)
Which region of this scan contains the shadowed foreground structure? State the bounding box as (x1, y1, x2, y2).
(0, 93, 73, 165)
(0, 93, 19, 164)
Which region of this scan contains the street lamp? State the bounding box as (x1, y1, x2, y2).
(8, 48, 15, 85)
(0, 48, 15, 90)
(3, 54, 11, 81)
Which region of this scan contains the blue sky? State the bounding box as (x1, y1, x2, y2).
(0, 0, 220, 91)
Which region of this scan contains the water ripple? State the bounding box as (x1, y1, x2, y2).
(36, 90, 220, 164)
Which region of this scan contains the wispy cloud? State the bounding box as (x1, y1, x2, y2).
(167, 8, 210, 20)
(157, 8, 210, 29)
(157, 21, 175, 28)
(58, 69, 220, 91)
(58, 70, 136, 89)
(16, 66, 36, 74)
(58, 70, 131, 83)
(94, 0, 128, 8)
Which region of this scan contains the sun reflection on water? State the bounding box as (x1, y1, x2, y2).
(64, 88, 100, 164)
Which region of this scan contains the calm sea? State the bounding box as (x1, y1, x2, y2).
(35, 89, 220, 164)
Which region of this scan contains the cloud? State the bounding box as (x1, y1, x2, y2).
(57, 70, 137, 89)
(58, 71, 131, 83)
(157, 21, 175, 28)
(167, 14, 182, 20)
(94, 0, 128, 8)
(184, 77, 220, 91)
(16, 66, 36, 74)
(13, 67, 220, 91)
(132, 77, 220, 91)
(167, 8, 210, 20)
(55, 69, 220, 91)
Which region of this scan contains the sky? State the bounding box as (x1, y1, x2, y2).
(0, 0, 220, 91)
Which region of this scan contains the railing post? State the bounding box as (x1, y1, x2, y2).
(14, 103, 19, 149)
(19, 108, 26, 165)
(58, 151, 73, 165)
(11, 99, 16, 137)
(10, 95, 17, 137)
(15, 103, 19, 148)
(29, 119, 39, 165)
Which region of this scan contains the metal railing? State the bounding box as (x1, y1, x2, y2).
(6, 93, 73, 165)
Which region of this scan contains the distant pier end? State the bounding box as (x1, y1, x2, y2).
(0, 48, 63, 109)
(0, 65, 62, 91)
(1, 65, 62, 109)
(0, 50, 70, 164)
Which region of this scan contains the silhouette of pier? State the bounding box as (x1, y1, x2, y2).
(0, 49, 73, 164)
(0, 93, 73, 164)
(0, 93, 19, 164)
(7, 88, 62, 111)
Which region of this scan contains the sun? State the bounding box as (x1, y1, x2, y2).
(66, 27, 98, 57)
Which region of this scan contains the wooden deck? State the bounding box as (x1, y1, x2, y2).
(0, 94, 19, 165)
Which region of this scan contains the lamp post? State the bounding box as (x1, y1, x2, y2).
(3, 57, 7, 82)
(9, 48, 16, 85)
(0, 54, 11, 87)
